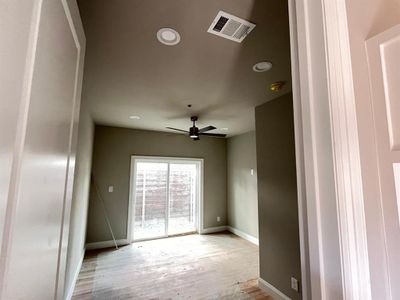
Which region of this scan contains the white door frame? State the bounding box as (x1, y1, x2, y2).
(127, 156, 204, 243)
(290, 0, 371, 299)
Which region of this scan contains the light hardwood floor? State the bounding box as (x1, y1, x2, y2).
(72, 232, 272, 299)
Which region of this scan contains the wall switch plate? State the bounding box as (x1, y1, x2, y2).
(250, 169, 254, 175)
(217, 216, 221, 222)
(108, 186, 114, 193)
(291, 277, 299, 292)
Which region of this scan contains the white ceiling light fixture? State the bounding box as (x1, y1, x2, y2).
(129, 115, 141, 120)
(253, 61, 273, 72)
(157, 28, 181, 46)
(221, 127, 229, 131)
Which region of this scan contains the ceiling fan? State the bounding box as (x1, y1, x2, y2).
(166, 116, 227, 140)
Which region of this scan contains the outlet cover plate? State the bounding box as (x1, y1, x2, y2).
(291, 277, 299, 292)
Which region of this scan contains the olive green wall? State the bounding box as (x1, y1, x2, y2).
(255, 93, 302, 300)
(227, 131, 258, 239)
(86, 126, 227, 243)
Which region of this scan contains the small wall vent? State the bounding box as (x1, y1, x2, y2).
(207, 11, 256, 43)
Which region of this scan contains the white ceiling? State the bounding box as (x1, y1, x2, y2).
(78, 0, 292, 137)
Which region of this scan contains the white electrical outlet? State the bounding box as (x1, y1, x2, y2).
(291, 277, 299, 292)
(217, 216, 221, 222)
(108, 186, 114, 193)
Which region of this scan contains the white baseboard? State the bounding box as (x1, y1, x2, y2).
(65, 249, 85, 300)
(85, 239, 129, 250)
(258, 278, 291, 300)
(199, 226, 259, 246)
(200, 226, 227, 234)
(227, 226, 259, 245)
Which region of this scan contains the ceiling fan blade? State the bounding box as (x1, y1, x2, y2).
(166, 127, 188, 133)
(199, 125, 216, 133)
(200, 132, 227, 138)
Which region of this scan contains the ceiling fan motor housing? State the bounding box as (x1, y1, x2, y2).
(189, 126, 199, 138)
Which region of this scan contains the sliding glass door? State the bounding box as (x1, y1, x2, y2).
(168, 163, 197, 235)
(131, 157, 201, 241)
(133, 162, 168, 240)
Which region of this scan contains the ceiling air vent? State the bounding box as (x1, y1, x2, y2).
(207, 11, 256, 43)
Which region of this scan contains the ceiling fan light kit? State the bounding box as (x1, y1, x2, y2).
(189, 126, 199, 138)
(166, 116, 227, 141)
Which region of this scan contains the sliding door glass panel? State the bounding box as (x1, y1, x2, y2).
(133, 162, 168, 241)
(168, 163, 197, 235)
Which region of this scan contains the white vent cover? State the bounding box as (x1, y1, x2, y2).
(207, 11, 256, 43)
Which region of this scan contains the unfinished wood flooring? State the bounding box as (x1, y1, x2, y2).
(72, 232, 272, 300)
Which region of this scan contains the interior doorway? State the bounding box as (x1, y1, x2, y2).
(129, 156, 203, 242)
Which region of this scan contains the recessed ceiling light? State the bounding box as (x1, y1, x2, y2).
(253, 61, 273, 72)
(129, 115, 141, 120)
(157, 28, 181, 46)
(221, 127, 229, 131)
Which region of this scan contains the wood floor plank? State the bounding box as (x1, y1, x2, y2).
(72, 232, 272, 300)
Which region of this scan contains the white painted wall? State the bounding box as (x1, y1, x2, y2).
(0, 1, 85, 299)
(0, 0, 36, 257)
(64, 100, 94, 299)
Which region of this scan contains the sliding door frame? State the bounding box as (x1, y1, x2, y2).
(127, 156, 204, 243)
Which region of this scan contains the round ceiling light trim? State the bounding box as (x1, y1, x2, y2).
(252, 61, 273, 72)
(129, 115, 141, 120)
(157, 28, 181, 46)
